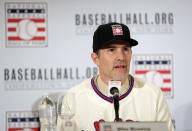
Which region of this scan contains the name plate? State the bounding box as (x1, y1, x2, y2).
(100, 122, 168, 131)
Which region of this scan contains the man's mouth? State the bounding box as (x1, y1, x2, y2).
(114, 65, 126, 69)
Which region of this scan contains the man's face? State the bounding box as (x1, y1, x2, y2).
(91, 40, 132, 84)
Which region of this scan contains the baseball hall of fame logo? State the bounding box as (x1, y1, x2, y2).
(132, 54, 174, 98)
(112, 25, 123, 36)
(5, 3, 48, 48)
(6, 111, 40, 131)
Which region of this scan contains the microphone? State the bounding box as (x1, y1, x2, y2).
(110, 87, 120, 122)
(110, 87, 119, 99)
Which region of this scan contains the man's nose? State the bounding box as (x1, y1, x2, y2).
(116, 50, 125, 61)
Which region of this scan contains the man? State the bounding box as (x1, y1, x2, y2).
(57, 22, 174, 131)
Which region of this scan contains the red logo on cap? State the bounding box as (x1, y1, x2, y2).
(112, 25, 123, 35)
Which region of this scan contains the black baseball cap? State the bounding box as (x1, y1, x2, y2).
(93, 22, 138, 53)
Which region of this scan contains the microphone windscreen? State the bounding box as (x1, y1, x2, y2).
(110, 87, 119, 95)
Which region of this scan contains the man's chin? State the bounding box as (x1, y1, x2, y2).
(112, 75, 128, 81)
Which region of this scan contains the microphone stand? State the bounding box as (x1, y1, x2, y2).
(113, 95, 119, 122)
(110, 87, 120, 122)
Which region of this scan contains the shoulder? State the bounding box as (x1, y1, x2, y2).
(66, 78, 93, 95)
(133, 77, 162, 96)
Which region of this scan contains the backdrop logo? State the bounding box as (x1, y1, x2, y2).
(132, 54, 174, 98)
(1, 67, 98, 90)
(75, 12, 174, 35)
(6, 111, 40, 131)
(5, 3, 48, 48)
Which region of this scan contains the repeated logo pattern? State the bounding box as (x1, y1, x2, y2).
(5, 3, 48, 47)
(132, 54, 174, 98)
(6, 111, 40, 131)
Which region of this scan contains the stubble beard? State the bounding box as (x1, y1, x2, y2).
(111, 70, 129, 81)
(112, 61, 130, 81)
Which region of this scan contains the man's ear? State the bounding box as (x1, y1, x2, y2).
(91, 52, 99, 66)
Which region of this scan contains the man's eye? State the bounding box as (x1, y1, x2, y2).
(108, 48, 114, 52)
(124, 47, 129, 51)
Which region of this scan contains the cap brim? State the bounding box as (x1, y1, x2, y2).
(102, 38, 138, 48)
(126, 38, 138, 46)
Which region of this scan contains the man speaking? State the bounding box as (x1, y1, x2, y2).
(57, 22, 174, 131)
